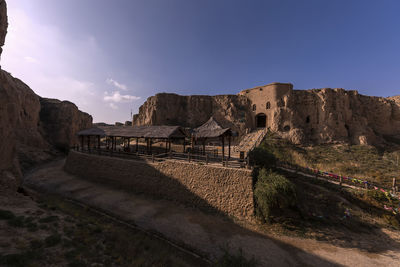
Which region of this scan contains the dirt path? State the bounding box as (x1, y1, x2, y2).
(23, 159, 400, 266)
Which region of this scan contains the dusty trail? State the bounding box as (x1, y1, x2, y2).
(23, 159, 400, 266)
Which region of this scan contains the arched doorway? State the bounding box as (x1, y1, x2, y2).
(256, 113, 267, 128)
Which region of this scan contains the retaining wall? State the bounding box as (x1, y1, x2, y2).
(64, 151, 254, 219)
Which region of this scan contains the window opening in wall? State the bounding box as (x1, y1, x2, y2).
(266, 102, 271, 109)
(252, 104, 256, 111)
(306, 115, 310, 123)
(259, 88, 263, 91)
(283, 125, 290, 132)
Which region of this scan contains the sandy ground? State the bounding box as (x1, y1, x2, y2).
(23, 159, 400, 267)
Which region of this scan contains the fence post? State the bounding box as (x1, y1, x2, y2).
(188, 152, 191, 163)
(169, 151, 172, 159)
(206, 154, 209, 165)
(152, 153, 155, 163)
(393, 178, 397, 193)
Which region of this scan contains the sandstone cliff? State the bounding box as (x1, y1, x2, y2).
(133, 93, 253, 135)
(39, 98, 92, 151)
(133, 89, 400, 146)
(0, 0, 92, 192)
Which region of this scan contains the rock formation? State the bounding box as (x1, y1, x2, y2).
(133, 93, 253, 135)
(0, 0, 92, 192)
(39, 98, 92, 151)
(0, 0, 7, 59)
(133, 85, 400, 146)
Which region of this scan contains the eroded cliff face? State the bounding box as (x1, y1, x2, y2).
(39, 98, 92, 151)
(275, 89, 400, 145)
(0, 0, 7, 58)
(0, 0, 92, 192)
(133, 93, 253, 135)
(133, 89, 400, 146)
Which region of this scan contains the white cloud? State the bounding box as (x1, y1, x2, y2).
(106, 78, 128, 91)
(103, 91, 140, 103)
(24, 56, 38, 63)
(109, 103, 118, 110)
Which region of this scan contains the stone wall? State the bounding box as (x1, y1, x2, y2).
(64, 151, 254, 220)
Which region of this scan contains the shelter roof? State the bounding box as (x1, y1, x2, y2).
(77, 125, 186, 139)
(193, 117, 231, 138)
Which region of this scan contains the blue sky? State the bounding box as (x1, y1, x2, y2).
(2, 0, 400, 123)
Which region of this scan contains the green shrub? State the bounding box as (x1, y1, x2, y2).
(214, 248, 257, 267)
(7, 216, 25, 228)
(254, 168, 297, 223)
(0, 209, 15, 220)
(45, 234, 62, 247)
(248, 146, 277, 169)
(39, 215, 59, 223)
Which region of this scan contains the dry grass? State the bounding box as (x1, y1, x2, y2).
(261, 134, 400, 188)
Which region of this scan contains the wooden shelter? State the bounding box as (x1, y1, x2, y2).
(192, 117, 232, 159)
(77, 125, 187, 153)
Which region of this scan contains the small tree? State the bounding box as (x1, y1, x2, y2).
(254, 168, 297, 223)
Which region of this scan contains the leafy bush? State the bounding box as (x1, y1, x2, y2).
(254, 168, 297, 223)
(248, 146, 277, 169)
(45, 234, 62, 247)
(214, 248, 257, 267)
(0, 209, 15, 220)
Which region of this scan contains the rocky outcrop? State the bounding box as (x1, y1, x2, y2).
(279, 89, 400, 145)
(133, 89, 400, 146)
(0, 0, 7, 59)
(39, 98, 92, 151)
(133, 93, 253, 135)
(0, 0, 92, 191)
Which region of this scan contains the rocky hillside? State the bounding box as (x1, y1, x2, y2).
(133, 89, 400, 146)
(0, 0, 92, 192)
(133, 93, 253, 135)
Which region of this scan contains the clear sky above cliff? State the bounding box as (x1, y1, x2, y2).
(2, 0, 400, 123)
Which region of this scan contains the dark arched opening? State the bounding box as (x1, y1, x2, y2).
(256, 113, 267, 128)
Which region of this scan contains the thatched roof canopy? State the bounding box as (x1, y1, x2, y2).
(77, 125, 186, 139)
(193, 117, 231, 139)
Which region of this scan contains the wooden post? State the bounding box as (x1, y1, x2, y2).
(221, 136, 225, 162)
(136, 138, 139, 152)
(150, 139, 153, 154)
(127, 138, 130, 150)
(87, 136, 90, 151)
(97, 135, 100, 149)
(393, 178, 397, 193)
(339, 176, 343, 186)
(202, 139, 206, 155)
(165, 139, 168, 153)
(228, 135, 231, 159)
(183, 139, 186, 153)
(188, 152, 191, 162)
(152, 153, 155, 163)
(206, 154, 209, 165)
(80, 136, 84, 150)
(169, 150, 172, 159)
